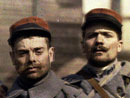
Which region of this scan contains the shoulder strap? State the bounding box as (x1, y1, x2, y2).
(78, 70, 110, 98)
(88, 78, 110, 98)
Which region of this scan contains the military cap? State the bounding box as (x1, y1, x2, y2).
(8, 16, 51, 46)
(82, 8, 122, 31)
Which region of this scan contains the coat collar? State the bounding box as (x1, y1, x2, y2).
(7, 70, 64, 98)
(79, 59, 118, 78)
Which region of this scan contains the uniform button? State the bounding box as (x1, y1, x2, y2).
(117, 86, 125, 97)
(125, 78, 130, 85)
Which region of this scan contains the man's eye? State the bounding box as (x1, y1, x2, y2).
(17, 51, 27, 56)
(103, 33, 113, 38)
(86, 33, 97, 39)
(35, 50, 43, 55)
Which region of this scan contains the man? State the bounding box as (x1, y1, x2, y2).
(0, 80, 8, 98)
(7, 16, 87, 98)
(63, 8, 130, 98)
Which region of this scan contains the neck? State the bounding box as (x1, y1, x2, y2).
(87, 59, 117, 74)
(18, 72, 49, 89)
(89, 58, 117, 68)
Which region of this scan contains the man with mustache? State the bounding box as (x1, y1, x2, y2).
(6, 16, 87, 98)
(63, 8, 130, 98)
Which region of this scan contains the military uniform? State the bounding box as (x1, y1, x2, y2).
(63, 8, 130, 98)
(7, 70, 87, 98)
(63, 60, 130, 98)
(7, 16, 88, 98)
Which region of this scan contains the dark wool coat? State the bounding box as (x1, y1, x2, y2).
(63, 61, 130, 98)
(7, 70, 87, 98)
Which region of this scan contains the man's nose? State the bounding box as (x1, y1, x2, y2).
(28, 52, 36, 62)
(96, 34, 104, 43)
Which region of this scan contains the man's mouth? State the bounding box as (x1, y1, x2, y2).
(93, 47, 108, 55)
(94, 48, 105, 52)
(93, 46, 108, 53)
(25, 66, 40, 72)
(94, 50, 104, 55)
(27, 67, 37, 71)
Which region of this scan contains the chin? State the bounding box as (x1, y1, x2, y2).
(93, 56, 106, 62)
(25, 73, 41, 80)
(90, 57, 115, 67)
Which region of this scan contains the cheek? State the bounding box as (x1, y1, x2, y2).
(37, 54, 50, 65)
(38, 55, 51, 73)
(14, 57, 27, 72)
(108, 41, 119, 53)
(15, 63, 26, 74)
(15, 57, 26, 65)
(86, 38, 96, 46)
(85, 39, 95, 50)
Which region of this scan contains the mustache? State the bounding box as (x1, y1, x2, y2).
(92, 45, 108, 52)
(24, 63, 41, 70)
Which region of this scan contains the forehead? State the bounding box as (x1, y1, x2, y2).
(14, 36, 48, 49)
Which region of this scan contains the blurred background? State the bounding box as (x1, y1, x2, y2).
(0, 0, 130, 88)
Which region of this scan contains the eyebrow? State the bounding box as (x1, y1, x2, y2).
(87, 31, 115, 34)
(99, 31, 115, 36)
(34, 47, 45, 51)
(85, 32, 97, 36)
(15, 46, 45, 51)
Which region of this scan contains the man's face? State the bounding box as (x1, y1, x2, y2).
(82, 24, 122, 67)
(10, 36, 54, 80)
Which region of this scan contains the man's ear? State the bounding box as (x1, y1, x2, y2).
(81, 40, 86, 54)
(10, 51, 16, 66)
(118, 40, 123, 52)
(49, 47, 55, 63)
